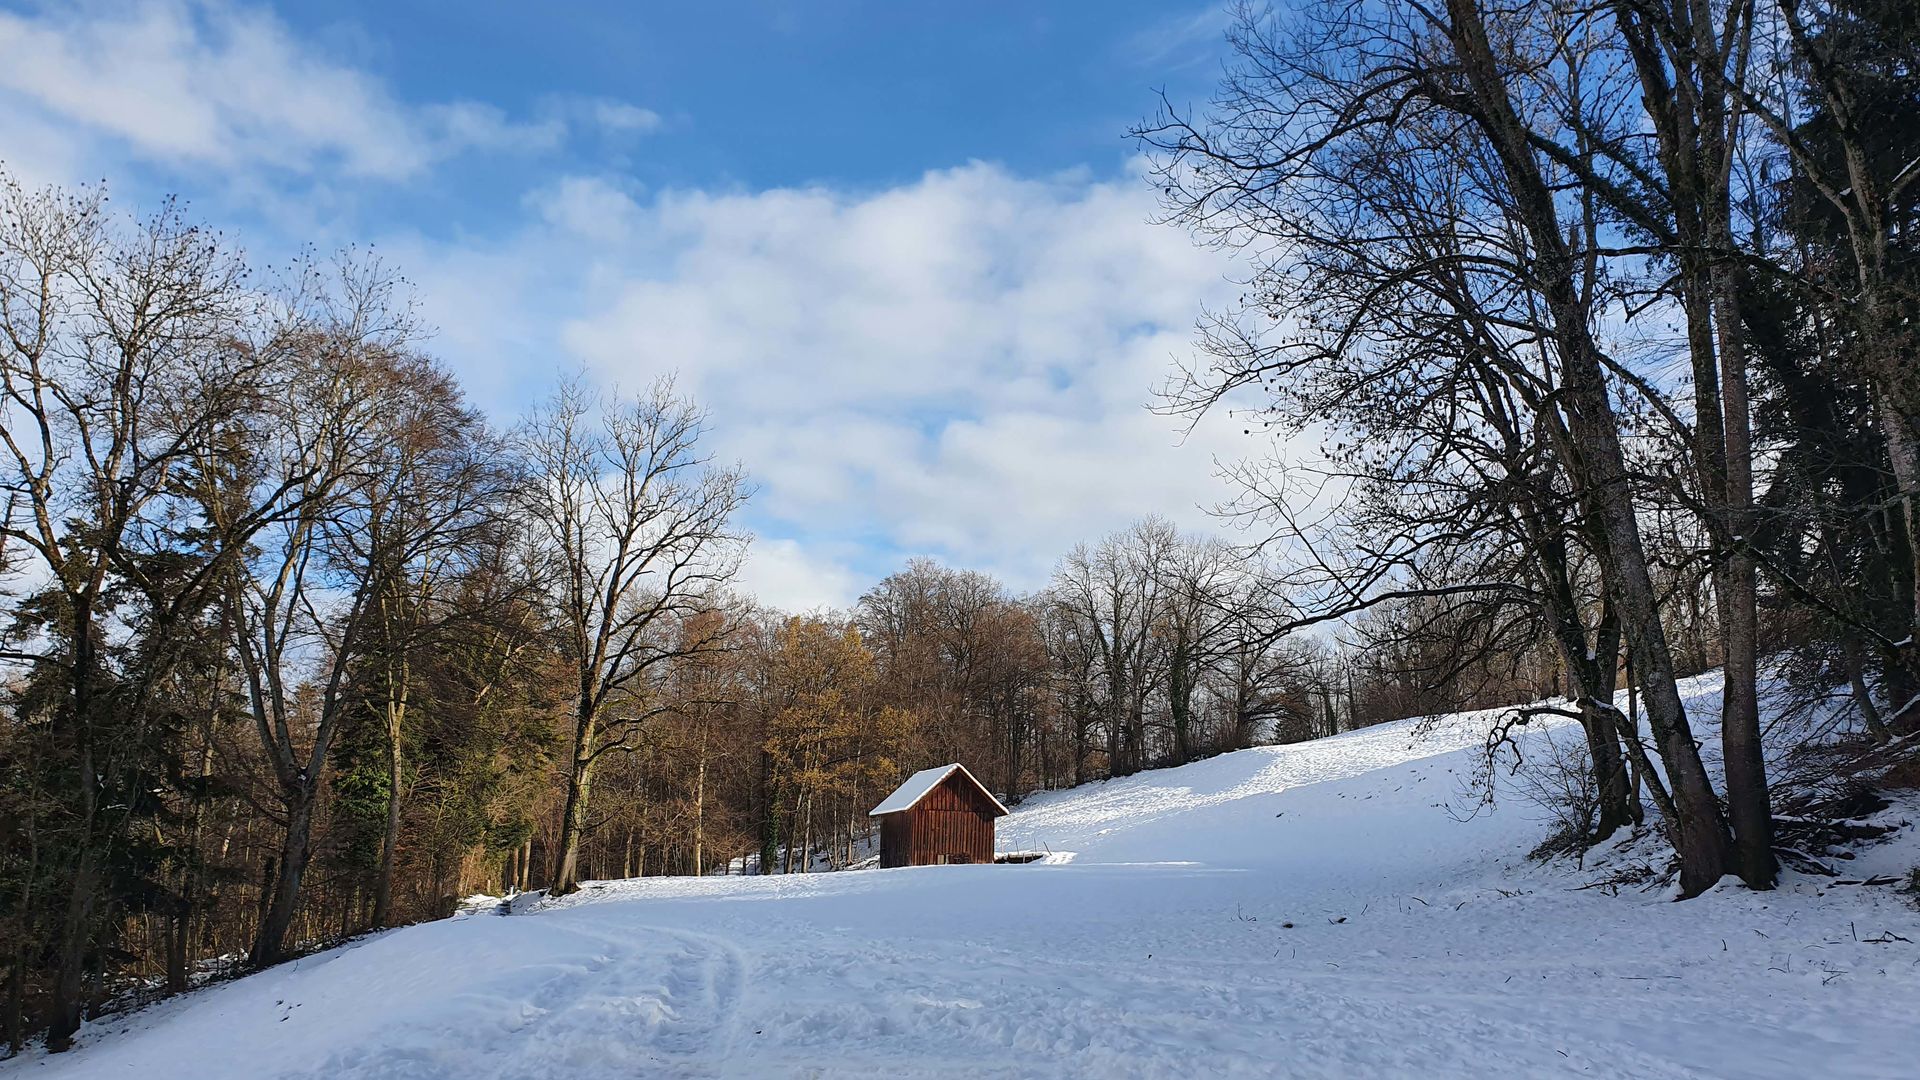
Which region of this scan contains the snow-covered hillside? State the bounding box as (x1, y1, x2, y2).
(12, 675, 1918, 1078)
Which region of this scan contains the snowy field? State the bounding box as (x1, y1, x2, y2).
(11, 675, 1918, 1078)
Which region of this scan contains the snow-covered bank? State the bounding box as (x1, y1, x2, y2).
(11, 675, 1918, 1078)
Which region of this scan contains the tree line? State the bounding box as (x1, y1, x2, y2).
(0, 173, 1353, 1053)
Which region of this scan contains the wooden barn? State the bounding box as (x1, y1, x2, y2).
(869, 763, 1010, 868)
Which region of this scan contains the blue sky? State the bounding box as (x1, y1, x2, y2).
(0, 1, 1252, 608)
(273, 2, 1229, 193)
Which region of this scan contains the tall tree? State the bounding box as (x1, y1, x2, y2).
(1138, 0, 1742, 893)
(0, 172, 261, 1046)
(221, 264, 439, 966)
(518, 378, 748, 896)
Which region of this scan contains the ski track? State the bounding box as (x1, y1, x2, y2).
(11, 672, 1919, 1078)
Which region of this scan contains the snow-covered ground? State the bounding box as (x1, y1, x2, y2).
(12, 675, 1918, 1078)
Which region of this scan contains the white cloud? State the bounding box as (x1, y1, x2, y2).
(0, 0, 585, 182)
(735, 538, 866, 614)
(0, 108, 86, 190)
(426, 101, 565, 159)
(527, 175, 647, 241)
(415, 162, 1262, 600)
(1121, 5, 1230, 70)
(589, 100, 665, 136)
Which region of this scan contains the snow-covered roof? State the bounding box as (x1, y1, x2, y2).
(868, 763, 1010, 818)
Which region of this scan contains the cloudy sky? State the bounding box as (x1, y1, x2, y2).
(0, 0, 1257, 610)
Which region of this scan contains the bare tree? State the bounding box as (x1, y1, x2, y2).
(220, 261, 436, 966)
(1138, 0, 1744, 893)
(1155, 535, 1237, 764)
(518, 377, 748, 896)
(349, 362, 511, 929)
(1051, 520, 1173, 777)
(0, 172, 261, 1046)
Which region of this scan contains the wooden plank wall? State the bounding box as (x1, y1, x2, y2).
(880, 772, 996, 867)
(879, 813, 913, 869)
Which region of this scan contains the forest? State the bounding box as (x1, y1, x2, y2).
(2, 0, 1917, 1061)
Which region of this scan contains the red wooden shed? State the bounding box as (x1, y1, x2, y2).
(869, 763, 1010, 868)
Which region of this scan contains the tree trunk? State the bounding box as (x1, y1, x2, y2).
(550, 710, 597, 896)
(797, 780, 816, 873)
(1583, 389, 1735, 896)
(4, 948, 24, 1058)
(1581, 705, 1636, 838)
(45, 851, 99, 1053)
(1170, 643, 1192, 765)
(1709, 148, 1775, 891)
(371, 673, 410, 927)
(1843, 637, 1891, 742)
(758, 751, 779, 875)
(1442, 0, 1733, 895)
(1521, 481, 1634, 841)
(168, 713, 222, 993)
(165, 898, 189, 995)
(780, 808, 796, 875)
(252, 786, 316, 967)
(46, 615, 105, 1054)
(1718, 430, 1776, 888)
(1071, 704, 1088, 786)
(692, 739, 708, 876)
(1879, 391, 1920, 700)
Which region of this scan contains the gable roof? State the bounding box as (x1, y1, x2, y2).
(868, 763, 1010, 818)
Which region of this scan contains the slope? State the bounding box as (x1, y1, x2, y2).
(9, 674, 1918, 1079)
